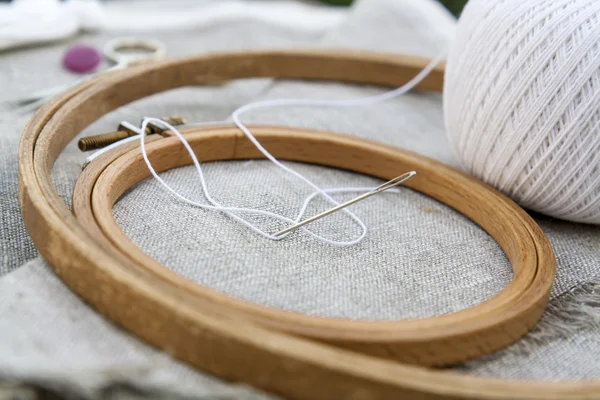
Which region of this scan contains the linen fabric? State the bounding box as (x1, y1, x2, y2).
(1, 0, 599, 398)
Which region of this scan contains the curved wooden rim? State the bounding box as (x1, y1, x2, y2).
(75, 125, 550, 366)
(19, 49, 599, 399)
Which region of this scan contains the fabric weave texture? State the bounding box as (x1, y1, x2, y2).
(0, 0, 599, 398)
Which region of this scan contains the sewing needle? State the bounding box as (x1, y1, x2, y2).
(274, 171, 416, 237)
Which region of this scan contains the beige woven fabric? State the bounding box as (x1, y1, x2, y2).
(1, 0, 599, 398)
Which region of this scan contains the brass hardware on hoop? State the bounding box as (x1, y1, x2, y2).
(78, 115, 186, 152)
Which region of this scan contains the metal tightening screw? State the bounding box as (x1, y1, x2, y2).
(77, 116, 187, 152)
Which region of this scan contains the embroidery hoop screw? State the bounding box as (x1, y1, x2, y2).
(77, 115, 186, 151)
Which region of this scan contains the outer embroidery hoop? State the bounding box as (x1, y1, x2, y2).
(20, 50, 594, 399)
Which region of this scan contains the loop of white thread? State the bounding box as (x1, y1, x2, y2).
(135, 51, 445, 245)
(140, 118, 375, 246)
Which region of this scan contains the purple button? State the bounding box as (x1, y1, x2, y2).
(63, 45, 101, 74)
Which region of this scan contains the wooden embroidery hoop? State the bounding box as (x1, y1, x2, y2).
(73, 124, 552, 368)
(20, 50, 597, 399)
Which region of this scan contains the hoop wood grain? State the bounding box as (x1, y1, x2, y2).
(74, 125, 551, 366)
(18, 49, 591, 399)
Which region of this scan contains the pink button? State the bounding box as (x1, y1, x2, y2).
(63, 45, 101, 74)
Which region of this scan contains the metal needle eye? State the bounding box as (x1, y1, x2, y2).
(274, 171, 416, 237)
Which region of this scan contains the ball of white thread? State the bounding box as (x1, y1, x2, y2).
(444, 0, 600, 224)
